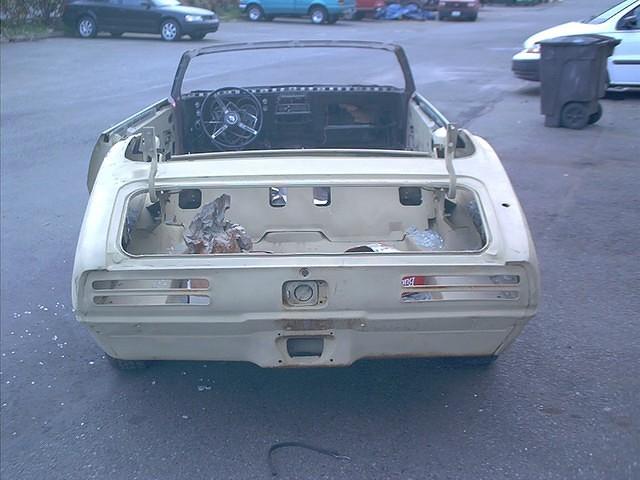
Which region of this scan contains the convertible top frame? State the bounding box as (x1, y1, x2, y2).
(170, 40, 417, 100)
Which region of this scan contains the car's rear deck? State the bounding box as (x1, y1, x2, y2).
(75, 143, 539, 367)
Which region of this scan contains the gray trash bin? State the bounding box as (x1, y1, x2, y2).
(539, 34, 620, 129)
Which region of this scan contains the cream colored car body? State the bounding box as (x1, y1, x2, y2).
(73, 43, 539, 368)
(73, 139, 538, 367)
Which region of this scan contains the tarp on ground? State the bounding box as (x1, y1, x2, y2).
(375, 4, 437, 20)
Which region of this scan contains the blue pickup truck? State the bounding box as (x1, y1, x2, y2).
(239, 0, 356, 23)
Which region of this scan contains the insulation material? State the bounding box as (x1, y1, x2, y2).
(183, 194, 253, 254)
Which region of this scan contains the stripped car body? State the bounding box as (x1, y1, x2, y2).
(73, 41, 539, 368)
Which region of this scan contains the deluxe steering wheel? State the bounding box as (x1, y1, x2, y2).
(200, 87, 263, 150)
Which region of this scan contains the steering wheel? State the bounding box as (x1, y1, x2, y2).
(200, 87, 263, 150)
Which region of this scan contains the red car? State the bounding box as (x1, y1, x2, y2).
(438, 0, 480, 21)
(350, 0, 386, 19)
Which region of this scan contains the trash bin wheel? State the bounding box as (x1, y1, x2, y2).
(588, 103, 603, 125)
(560, 102, 590, 130)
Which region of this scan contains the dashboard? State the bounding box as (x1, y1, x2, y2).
(179, 85, 407, 153)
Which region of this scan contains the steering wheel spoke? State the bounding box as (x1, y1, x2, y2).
(242, 110, 258, 122)
(215, 96, 228, 114)
(237, 122, 258, 135)
(200, 87, 263, 150)
(211, 124, 228, 139)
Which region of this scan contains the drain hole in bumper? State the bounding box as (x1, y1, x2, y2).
(286, 338, 324, 357)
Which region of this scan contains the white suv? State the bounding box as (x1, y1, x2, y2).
(512, 0, 640, 87)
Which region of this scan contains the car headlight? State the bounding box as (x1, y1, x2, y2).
(525, 44, 541, 54)
(185, 15, 203, 22)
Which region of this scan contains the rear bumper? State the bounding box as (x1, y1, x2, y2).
(81, 313, 530, 367)
(75, 255, 538, 368)
(438, 6, 479, 17)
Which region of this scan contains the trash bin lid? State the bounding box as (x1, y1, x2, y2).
(538, 34, 621, 47)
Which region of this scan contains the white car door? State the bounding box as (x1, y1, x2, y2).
(604, 4, 640, 86)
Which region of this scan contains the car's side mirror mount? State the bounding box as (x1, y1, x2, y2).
(142, 127, 162, 203)
(432, 126, 446, 156)
(444, 123, 458, 201)
(431, 124, 458, 202)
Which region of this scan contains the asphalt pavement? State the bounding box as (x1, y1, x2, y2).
(1, 1, 639, 479)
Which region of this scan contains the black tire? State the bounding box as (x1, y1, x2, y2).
(560, 102, 590, 130)
(77, 15, 97, 38)
(106, 354, 148, 371)
(327, 14, 339, 24)
(588, 103, 603, 125)
(189, 32, 206, 40)
(309, 5, 328, 24)
(352, 11, 365, 20)
(247, 4, 264, 21)
(468, 12, 478, 21)
(438, 13, 446, 21)
(160, 18, 181, 41)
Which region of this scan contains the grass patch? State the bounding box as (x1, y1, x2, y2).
(217, 7, 244, 21)
(0, 21, 58, 41)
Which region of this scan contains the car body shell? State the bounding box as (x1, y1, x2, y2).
(512, 0, 640, 86)
(354, 0, 386, 18)
(62, 0, 220, 38)
(74, 144, 539, 367)
(73, 41, 539, 368)
(437, 0, 480, 21)
(239, 0, 357, 20)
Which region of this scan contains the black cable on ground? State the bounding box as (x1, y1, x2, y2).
(267, 441, 351, 477)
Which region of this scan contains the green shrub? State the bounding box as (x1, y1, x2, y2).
(0, 0, 64, 26)
(181, 0, 239, 11)
(181, 0, 242, 19)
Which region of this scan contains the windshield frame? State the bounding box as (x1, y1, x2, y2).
(582, 0, 638, 24)
(170, 41, 416, 100)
